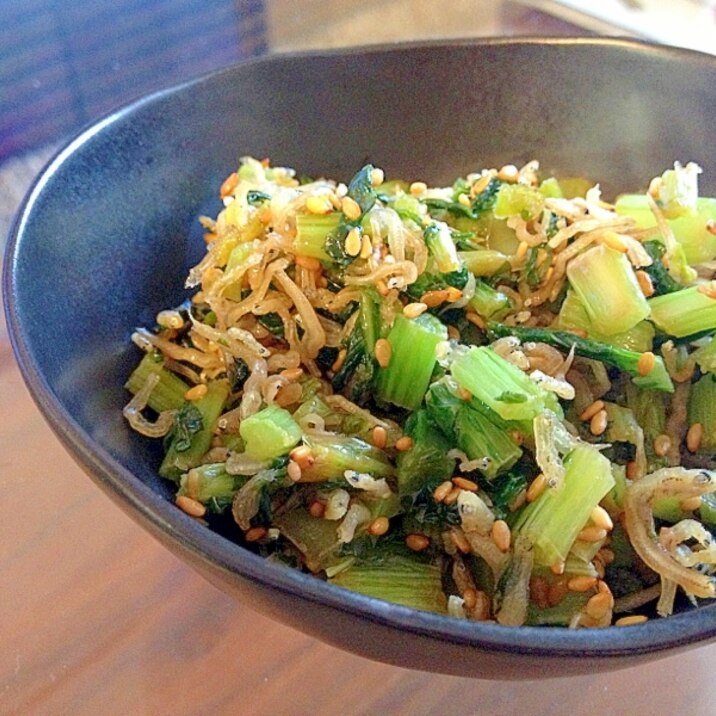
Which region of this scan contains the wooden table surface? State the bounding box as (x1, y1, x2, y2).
(4, 3, 716, 714)
(3, 310, 716, 715)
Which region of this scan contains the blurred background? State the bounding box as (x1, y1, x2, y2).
(1, 0, 714, 250)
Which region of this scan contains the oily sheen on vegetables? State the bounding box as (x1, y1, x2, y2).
(125, 157, 716, 628)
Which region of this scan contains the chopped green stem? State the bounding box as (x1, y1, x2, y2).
(159, 380, 231, 480)
(649, 285, 716, 338)
(178, 462, 245, 513)
(688, 374, 716, 453)
(450, 346, 550, 421)
(458, 249, 510, 277)
(300, 434, 394, 482)
(376, 312, 447, 410)
(240, 404, 302, 461)
(125, 352, 189, 413)
(295, 212, 342, 260)
(566, 244, 649, 335)
(329, 556, 447, 613)
(513, 444, 615, 567)
(423, 221, 463, 274)
(396, 409, 454, 496)
(469, 280, 511, 319)
(487, 323, 674, 393)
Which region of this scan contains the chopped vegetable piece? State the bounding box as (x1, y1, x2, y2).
(240, 405, 302, 461)
(566, 244, 649, 336)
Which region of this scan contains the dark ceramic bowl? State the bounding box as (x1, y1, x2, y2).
(5, 38, 716, 679)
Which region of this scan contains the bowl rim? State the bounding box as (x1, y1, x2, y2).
(5, 35, 716, 662)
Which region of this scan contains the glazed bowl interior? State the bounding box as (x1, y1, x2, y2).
(5, 38, 716, 679)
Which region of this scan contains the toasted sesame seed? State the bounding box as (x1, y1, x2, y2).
(279, 367, 304, 382)
(184, 384, 208, 401)
(653, 433, 672, 457)
(445, 286, 463, 302)
(220, 172, 239, 198)
(680, 496, 703, 512)
(648, 176, 662, 197)
(470, 173, 492, 197)
(508, 489, 527, 512)
(376, 279, 390, 296)
(596, 580, 613, 597)
(615, 614, 649, 626)
(450, 527, 471, 554)
(590, 505, 614, 532)
(491, 520, 511, 552)
(497, 164, 518, 182)
(443, 487, 462, 505)
(157, 309, 185, 330)
(433, 480, 454, 503)
(577, 526, 608, 543)
(465, 312, 486, 330)
(697, 280, 716, 299)
(245, 526, 267, 542)
(637, 351, 656, 377)
(275, 382, 303, 407)
(372, 425, 388, 449)
(295, 254, 322, 272)
(309, 500, 326, 518)
(635, 270, 655, 297)
(598, 547, 615, 565)
(585, 591, 613, 620)
(457, 385, 472, 401)
(590, 409, 608, 437)
(370, 168, 385, 187)
(447, 325, 460, 340)
(344, 227, 362, 257)
(305, 194, 333, 215)
(602, 231, 628, 253)
(368, 516, 390, 536)
(626, 461, 639, 480)
(707, 220, 716, 236)
(550, 560, 566, 576)
(359, 233, 373, 260)
(341, 196, 362, 221)
(526, 473, 547, 503)
(331, 348, 347, 373)
(406, 533, 430, 551)
(686, 422, 703, 453)
(567, 575, 598, 593)
(420, 289, 450, 307)
(515, 241, 529, 261)
(403, 302, 428, 319)
(374, 338, 392, 368)
(289, 445, 315, 469)
(395, 435, 413, 452)
(452, 476, 479, 492)
(409, 181, 427, 196)
(463, 587, 478, 610)
(287, 460, 302, 482)
(579, 399, 605, 422)
(176, 495, 206, 518)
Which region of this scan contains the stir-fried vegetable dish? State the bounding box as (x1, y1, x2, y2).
(124, 157, 716, 627)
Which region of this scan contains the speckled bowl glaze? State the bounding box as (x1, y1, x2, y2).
(5, 38, 716, 678)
